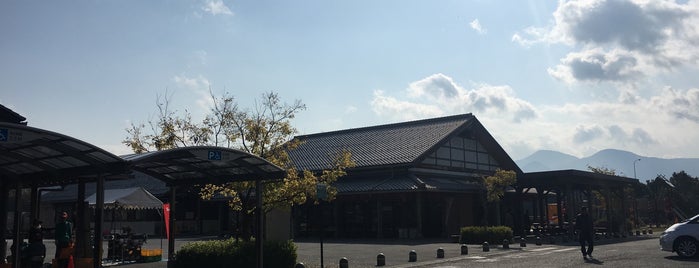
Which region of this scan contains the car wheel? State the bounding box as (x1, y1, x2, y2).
(675, 237, 698, 258)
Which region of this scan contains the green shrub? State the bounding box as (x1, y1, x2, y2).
(459, 226, 513, 244)
(174, 239, 297, 268)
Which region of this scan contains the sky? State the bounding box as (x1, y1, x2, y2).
(2, 0, 699, 161)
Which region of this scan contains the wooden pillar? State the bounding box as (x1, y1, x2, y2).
(444, 196, 454, 237)
(416, 192, 423, 238)
(376, 199, 382, 239)
(515, 187, 524, 235)
(619, 187, 628, 234)
(333, 200, 339, 238)
(604, 187, 613, 233)
(534, 188, 543, 224)
(569, 185, 578, 225)
(556, 189, 564, 228)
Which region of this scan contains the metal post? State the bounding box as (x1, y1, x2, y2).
(12, 183, 21, 268)
(256, 178, 264, 268)
(94, 176, 104, 268)
(167, 186, 176, 268)
(0, 181, 8, 262)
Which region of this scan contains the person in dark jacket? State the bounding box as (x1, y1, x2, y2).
(54, 212, 73, 268)
(575, 207, 594, 259)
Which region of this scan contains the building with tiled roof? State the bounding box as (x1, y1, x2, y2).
(288, 113, 522, 238)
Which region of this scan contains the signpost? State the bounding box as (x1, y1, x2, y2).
(317, 183, 327, 268)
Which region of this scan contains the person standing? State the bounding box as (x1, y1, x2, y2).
(54, 212, 73, 268)
(27, 219, 46, 268)
(575, 207, 594, 259)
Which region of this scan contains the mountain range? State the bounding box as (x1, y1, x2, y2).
(515, 149, 699, 181)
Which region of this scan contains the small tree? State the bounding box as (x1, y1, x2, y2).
(124, 90, 355, 240)
(482, 169, 517, 226)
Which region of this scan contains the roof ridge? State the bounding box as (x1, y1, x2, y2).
(294, 113, 473, 139)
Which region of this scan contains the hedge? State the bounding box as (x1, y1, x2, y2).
(174, 239, 297, 268)
(459, 226, 513, 244)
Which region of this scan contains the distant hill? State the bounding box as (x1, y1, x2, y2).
(516, 149, 699, 181)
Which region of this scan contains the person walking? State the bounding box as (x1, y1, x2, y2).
(54, 212, 73, 268)
(575, 206, 594, 259)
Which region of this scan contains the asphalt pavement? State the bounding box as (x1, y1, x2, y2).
(3, 234, 660, 268)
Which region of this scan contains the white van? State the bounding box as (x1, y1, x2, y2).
(660, 214, 699, 258)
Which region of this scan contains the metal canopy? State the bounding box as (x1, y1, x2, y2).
(122, 146, 286, 186)
(0, 122, 129, 185)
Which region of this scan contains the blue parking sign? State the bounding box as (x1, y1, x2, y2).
(0, 129, 7, 142)
(208, 150, 222, 160)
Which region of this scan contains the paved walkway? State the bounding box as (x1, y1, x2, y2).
(4, 234, 657, 268)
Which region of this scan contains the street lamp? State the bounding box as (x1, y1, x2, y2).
(633, 158, 641, 180)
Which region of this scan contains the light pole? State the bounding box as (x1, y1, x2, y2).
(633, 158, 641, 180)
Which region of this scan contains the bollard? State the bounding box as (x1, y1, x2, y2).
(482, 241, 490, 252)
(377, 253, 385, 266)
(642, 230, 647, 235)
(649, 229, 653, 235)
(536, 236, 542, 246)
(460, 244, 469, 255)
(294, 263, 305, 268)
(519, 237, 526, 247)
(339, 257, 349, 268)
(437, 248, 444, 258)
(503, 239, 509, 249)
(409, 250, 417, 262)
(636, 230, 640, 236)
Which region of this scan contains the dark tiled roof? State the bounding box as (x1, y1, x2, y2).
(335, 176, 420, 193)
(289, 114, 474, 171)
(334, 174, 482, 193)
(0, 104, 27, 124)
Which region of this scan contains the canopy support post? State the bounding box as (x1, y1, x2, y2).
(167, 186, 176, 268)
(93, 176, 104, 268)
(256, 178, 264, 268)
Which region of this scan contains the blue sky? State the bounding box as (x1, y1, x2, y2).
(2, 0, 699, 160)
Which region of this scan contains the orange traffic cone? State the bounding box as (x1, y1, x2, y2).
(67, 255, 75, 268)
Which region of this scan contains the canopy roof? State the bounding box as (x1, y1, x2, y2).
(518, 169, 637, 189)
(0, 122, 128, 186)
(122, 146, 286, 186)
(85, 187, 163, 209)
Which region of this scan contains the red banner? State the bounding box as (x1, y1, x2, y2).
(163, 203, 170, 240)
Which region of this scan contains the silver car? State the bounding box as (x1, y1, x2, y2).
(660, 213, 699, 258)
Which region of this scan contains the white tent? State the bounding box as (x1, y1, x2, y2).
(85, 187, 163, 209)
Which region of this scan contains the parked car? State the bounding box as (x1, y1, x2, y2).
(660, 213, 699, 258)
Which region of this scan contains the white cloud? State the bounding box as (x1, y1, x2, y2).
(515, 0, 699, 84)
(202, 0, 233, 16)
(370, 74, 699, 159)
(370, 90, 444, 121)
(469, 19, 487, 34)
(372, 74, 537, 124)
(173, 74, 214, 112)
